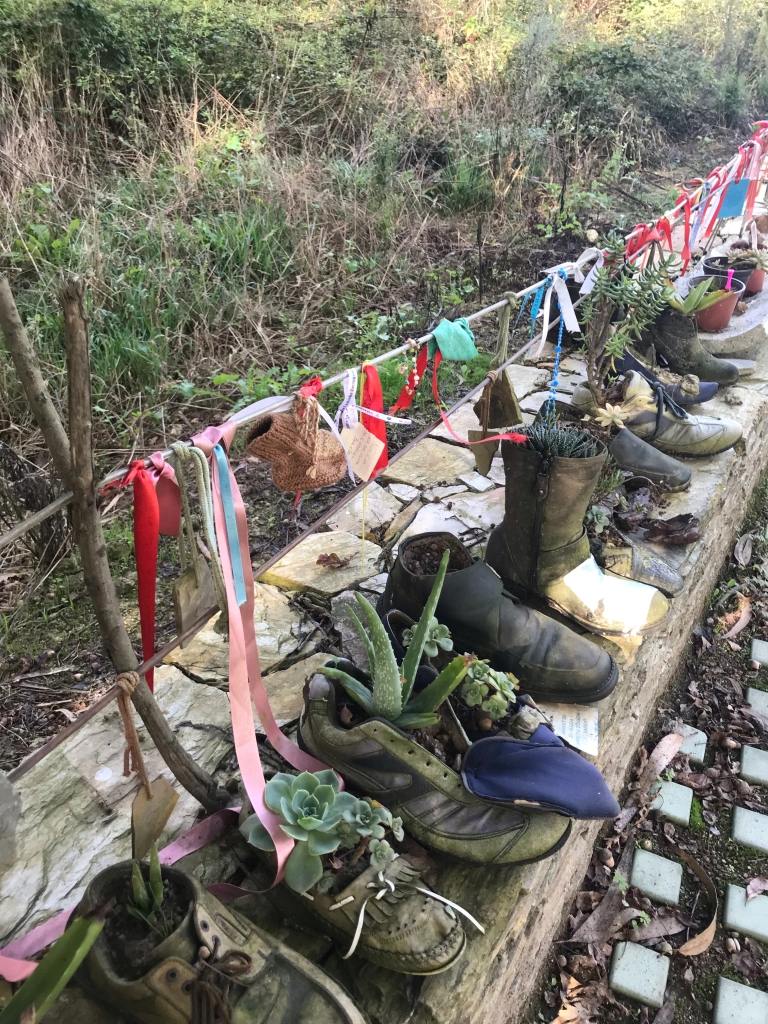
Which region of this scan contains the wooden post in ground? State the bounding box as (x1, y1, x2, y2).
(0, 273, 228, 812)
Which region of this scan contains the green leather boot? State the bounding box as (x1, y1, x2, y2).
(642, 308, 740, 385)
(75, 863, 366, 1024)
(298, 672, 572, 864)
(381, 533, 617, 704)
(485, 439, 670, 636)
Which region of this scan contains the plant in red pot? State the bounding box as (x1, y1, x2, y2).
(672, 276, 744, 333)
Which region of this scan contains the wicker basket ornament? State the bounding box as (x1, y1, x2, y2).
(246, 394, 347, 492)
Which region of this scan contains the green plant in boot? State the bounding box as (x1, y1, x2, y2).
(128, 844, 164, 928)
(320, 550, 473, 729)
(460, 660, 518, 720)
(402, 617, 453, 658)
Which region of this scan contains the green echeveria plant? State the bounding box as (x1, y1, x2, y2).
(459, 661, 518, 721)
(402, 617, 453, 659)
(320, 550, 473, 729)
(240, 771, 403, 893)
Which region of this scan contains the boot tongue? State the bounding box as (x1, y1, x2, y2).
(623, 370, 654, 402)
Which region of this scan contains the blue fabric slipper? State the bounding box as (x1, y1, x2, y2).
(461, 726, 620, 819)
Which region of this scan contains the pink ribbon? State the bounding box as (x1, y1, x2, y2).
(146, 452, 181, 537)
(192, 423, 334, 882)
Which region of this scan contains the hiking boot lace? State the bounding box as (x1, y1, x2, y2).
(191, 937, 252, 1024)
(321, 869, 485, 959)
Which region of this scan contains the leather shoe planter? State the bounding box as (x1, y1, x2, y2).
(299, 669, 573, 865)
(381, 533, 618, 704)
(75, 862, 366, 1024)
(462, 725, 620, 820)
(572, 371, 742, 458)
(485, 432, 670, 636)
(608, 427, 691, 492)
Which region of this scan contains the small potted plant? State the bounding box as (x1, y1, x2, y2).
(678, 275, 745, 333)
(701, 244, 768, 296)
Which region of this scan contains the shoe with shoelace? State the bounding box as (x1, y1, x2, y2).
(75, 863, 367, 1024)
(571, 370, 742, 457)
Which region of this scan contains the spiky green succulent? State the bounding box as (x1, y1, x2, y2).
(320, 550, 473, 729)
(402, 617, 453, 659)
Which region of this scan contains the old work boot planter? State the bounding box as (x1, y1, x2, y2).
(608, 427, 691, 492)
(485, 438, 670, 636)
(75, 863, 366, 1024)
(381, 533, 618, 704)
(299, 671, 572, 865)
(255, 854, 467, 975)
(642, 308, 740, 385)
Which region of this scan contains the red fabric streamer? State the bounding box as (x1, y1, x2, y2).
(123, 461, 160, 691)
(430, 353, 527, 447)
(299, 376, 324, 398)
(361, 363, 388, 475)
(390, 345, 428, 414)
(676, 192, 693, 271)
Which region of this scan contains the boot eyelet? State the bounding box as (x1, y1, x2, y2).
(166, 969, 179, 983)
(182, 980, 193, 994)
(200, 920, 210, 931)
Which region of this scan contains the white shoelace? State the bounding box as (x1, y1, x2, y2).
(323, 870, 485, 960)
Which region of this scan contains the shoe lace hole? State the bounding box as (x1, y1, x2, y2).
(166, 969, 179, 983)
(182, 980, 193, 994)
(200, 920, 209, 931)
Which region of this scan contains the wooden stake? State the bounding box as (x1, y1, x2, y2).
(59, 276, 228, 812)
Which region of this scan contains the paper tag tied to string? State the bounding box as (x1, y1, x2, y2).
(340, 423, 386, 482)
(536, 701, 599, 756)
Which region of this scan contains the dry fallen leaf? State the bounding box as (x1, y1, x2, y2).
(747, 876, 768, 901)
(614, 733, 685, 833)
(316, 552, 352, 569)
(734, 533, 753, 566)
(569, 834, 635, 945)
(721, 596, 752, 640)
(667, 843, 718, 956)
(651, 991, 676, 1024)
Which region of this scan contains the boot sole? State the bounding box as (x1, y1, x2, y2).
(263, 881, 468, 976)
(545, 597, 671, 637)
(652, 440, 740, 459)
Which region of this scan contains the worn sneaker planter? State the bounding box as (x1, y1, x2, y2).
(613, 350, 718, 407)
(382, 533, 618, 704)
(572, 372, 742, 458)
(299, 668, 572, 864)
(484, 425, 670, 636)
(239, 771, 474, 975)
(75, 857, 367, 1024)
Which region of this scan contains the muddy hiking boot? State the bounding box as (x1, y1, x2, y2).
(75, 863, 367, 1024)
(381, 533, 617, 704)
(299, 671, 572, 864)
(572, 371, 742, 458)
(485, 440, 670, 636)
(253, 853, 468, 975)
(642, 307, 740, 385)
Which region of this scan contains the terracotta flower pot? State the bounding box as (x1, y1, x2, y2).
(746, 267, 765, 296)
(692, 278, 746, 333)
(700, 255, 753, 291)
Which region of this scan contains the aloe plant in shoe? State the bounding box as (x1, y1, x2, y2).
(320, 551, 473, 730)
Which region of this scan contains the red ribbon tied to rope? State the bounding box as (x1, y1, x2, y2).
(361, 363, 388, 474)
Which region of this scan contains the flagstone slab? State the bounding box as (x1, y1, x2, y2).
(259, 653, 331, 725)
(388, 483, 420, 503)
(459, 471, 496, 492)
(740, 745, 768, 786)
(444, 487, 506, 533)
(0, 665, 233, 946)
(396, 502, 476, 548)
(609, 941, 669, 1009)
(629, 849, 682, 906)
(429, 403, 481, 441)
(326, 481, 401, 537)
(723, 884, 768, 943)
(713, 976, 768, 1024)
(164, 582, 312, 683)
(520, 391, 551, 415)
(381, 438, 476, 488)
(260, 531, 382, 594)
(732, 805, 768, 854)
(383, 497, 424, 544)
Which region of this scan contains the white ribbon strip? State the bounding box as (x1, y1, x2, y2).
(534, 274, 581, 357)
(335, 369, 359, 431)
(316, 401, 357, 484)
